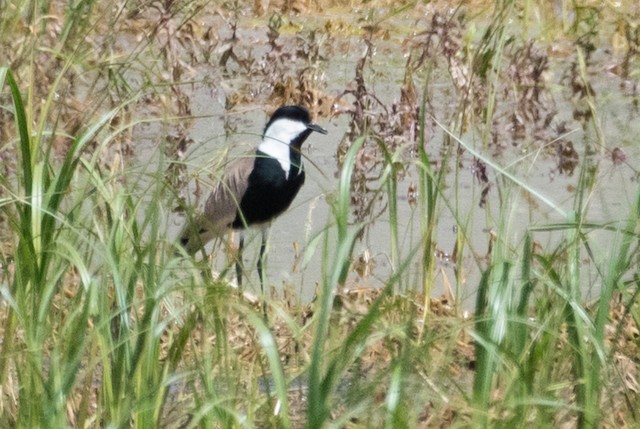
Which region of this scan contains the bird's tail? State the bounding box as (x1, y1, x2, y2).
(178, 213, 217, 254)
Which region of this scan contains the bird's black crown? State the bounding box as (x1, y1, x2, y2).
(263, 105, 312, 134)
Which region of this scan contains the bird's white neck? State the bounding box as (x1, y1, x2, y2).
(258, 137, 291, 176)
(257, 118, 308, 178)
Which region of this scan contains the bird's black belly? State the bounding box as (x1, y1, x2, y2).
(231, 157, 305, 228)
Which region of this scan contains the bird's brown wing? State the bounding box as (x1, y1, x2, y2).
(179, 156, 254, 254)
(203, 156, 253, 230)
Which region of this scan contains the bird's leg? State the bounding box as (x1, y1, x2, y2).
(257, 228, 268, 292)
(236, 231, 244, 290)
(257, 227, 268, 317)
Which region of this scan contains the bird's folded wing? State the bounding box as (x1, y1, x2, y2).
(179, 156, 255, 253)
(203, 155, 254, 231)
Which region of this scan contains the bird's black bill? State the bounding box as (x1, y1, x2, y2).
(307, 123, 328, 135)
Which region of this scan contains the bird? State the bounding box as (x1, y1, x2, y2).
(179, 105, 327, 292)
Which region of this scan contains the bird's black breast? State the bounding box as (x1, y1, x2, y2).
(231, 154, 305, 228)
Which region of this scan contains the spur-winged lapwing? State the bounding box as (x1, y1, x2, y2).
(179, 105, 327, 291)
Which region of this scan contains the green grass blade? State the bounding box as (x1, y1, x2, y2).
(433, 118, 568, 219)
(307, 136, 365, 428)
